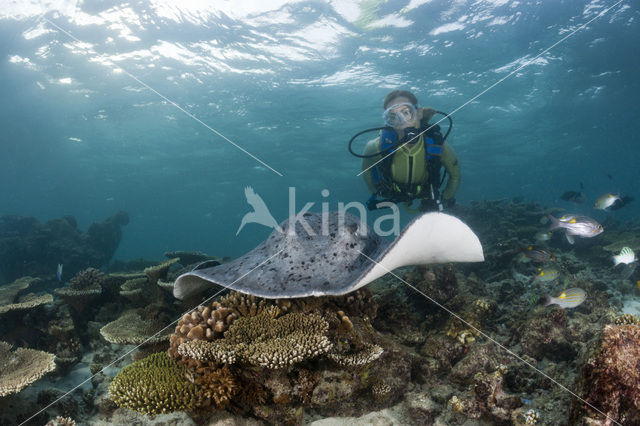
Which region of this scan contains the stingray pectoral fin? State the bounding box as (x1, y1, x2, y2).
(354, 212, 484, 290)
(173, 271, 219, 300)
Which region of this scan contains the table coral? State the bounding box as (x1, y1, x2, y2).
(144, 258, 179, 285)
(0, 292, 53, 316)
(0, 341, 56, 397)
(100, 310, 171, 345)
(54, 268, 104, 311)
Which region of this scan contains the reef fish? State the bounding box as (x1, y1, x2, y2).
(613, 247, 636, 266)
(173, 211, 484, 299)
(544, 288, 586, 309)
(533, 268, 560, 283)
(534, 231, 552, 243)
(560, 183, 586, 205)
(593, 193, 621, 210)
(547, 214, 603, 244)
(520, 246, 555, 263)
(56, 263, 63, 282)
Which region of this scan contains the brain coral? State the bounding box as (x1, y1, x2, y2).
(108, 352, 204, 414)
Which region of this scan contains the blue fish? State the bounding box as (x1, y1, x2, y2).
(56, 264, 63, 282)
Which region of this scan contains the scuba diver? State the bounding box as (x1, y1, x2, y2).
(349, 90, 460, 212)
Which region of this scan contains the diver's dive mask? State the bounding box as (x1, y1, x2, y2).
(382, 102, 418, 127)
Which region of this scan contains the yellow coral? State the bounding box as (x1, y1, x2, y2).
(109, 352, 205, 415)
(614, 313, 639, 325)
(188, 365, 237, 409)
(449, 395, 463, 413)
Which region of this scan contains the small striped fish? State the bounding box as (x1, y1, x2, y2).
(544, 288, 586, 309)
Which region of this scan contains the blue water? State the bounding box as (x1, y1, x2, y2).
(1, 0, 638, 262)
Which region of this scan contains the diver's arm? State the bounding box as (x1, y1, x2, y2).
(441, 143, 460, 200)
(361, 138, 382, 194)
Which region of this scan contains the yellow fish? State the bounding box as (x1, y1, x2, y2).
(544, 288, 586, 309)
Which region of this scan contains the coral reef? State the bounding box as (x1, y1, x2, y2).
(164, 251, 221, 266)
(614, 313, 639, 325)
(517, 306, 577, 361)
(186, 365, 237, 409)
(7, 197, 640, 425)
(0, 212, 129, 282)
(0, 291, 52, 316)
(444, 296, 494, 345)
(108, 352, 205, 415)
(144, 258, 179, 285)
(0, 341, 56, 397)
(178, 312, 333, 369)
(570, 324, 640, 424)
(100, 310, 171, 345)
(45, 416, 76, 426)
(326, 342, 383, 366)
(118, 277, 148, 303)
(54, 268, 104, 311)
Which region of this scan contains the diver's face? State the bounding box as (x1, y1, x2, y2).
(384, 96, 420, 131)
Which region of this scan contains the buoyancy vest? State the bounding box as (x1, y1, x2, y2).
(371, 121, 445, 201)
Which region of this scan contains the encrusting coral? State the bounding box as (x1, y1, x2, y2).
(327, 342, 384, 367)
(444, 298, 493, 345)
(570, 324, 640, 424)
(178, 312, 333, 369)
(108, 352, 205, 415)
(0, 341, 56, 397)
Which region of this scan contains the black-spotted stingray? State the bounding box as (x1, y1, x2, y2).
(173, 211, 483, 300)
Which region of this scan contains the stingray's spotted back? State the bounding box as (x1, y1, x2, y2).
(173, 211, 484, 299)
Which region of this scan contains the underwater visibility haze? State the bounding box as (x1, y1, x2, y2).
(1, 1, 640, 425)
